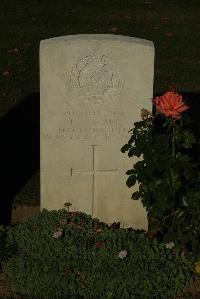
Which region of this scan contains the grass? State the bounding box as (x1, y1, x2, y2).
(1, 0, 200, 206)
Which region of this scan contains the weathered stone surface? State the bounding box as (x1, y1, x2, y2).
(40, 34, 154, 230)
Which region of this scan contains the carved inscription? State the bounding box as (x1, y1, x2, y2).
(70, 51, 124, 104)
(42, 110, 131, 142)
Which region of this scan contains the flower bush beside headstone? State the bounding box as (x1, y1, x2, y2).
(121, 89, 200, 259)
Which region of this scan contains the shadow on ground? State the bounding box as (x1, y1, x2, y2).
(0, 92, 40, 226)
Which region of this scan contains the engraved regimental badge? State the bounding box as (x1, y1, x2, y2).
(70, 51, 124, 104)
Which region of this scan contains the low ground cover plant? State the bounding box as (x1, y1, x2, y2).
(0, 205, 197, 299)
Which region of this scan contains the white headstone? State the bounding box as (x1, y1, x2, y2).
(40, 34, 154, 230)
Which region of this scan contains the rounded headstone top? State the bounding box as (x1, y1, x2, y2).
(40, 34, 154, 49)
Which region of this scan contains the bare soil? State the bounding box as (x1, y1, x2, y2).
(10, 203, 40, 226)
(0, 204, 200, 299)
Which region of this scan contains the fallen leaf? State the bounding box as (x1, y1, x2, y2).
(147, 231, 155, 240)
(124, 15, 132, 19)
(166, 32, 174, 37)
(109, 222, 120, 229)
(110, 26, 117, 32)
(67, 221, 84, 230)
(59, 219, 68, 225)
(19, 67, 26, 72)
(95, 242, 105, 248)
(8, 48, 19, 53)
(55, 227, 63, 232)
(2, 71, 10, 76)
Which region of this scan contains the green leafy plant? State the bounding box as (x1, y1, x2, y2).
(121, 89, 200, 257)
(0, 225, 19, 266)
(2, 206, 196, 299)
(64, 202, 72, 212)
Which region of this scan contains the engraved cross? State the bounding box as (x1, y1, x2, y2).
(70, 145, 119, 217)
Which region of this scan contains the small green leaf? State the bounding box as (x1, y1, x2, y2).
(126, 175, 137, 187)
(126, 169, 136, 175)
(131, 191, 141, 200)
(182, 143, 192, 149)
(128, 147, 141, 157)
(64, 202, 72, 208)
(184, 167, 197, 182)
(120, 144, 130, 153)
